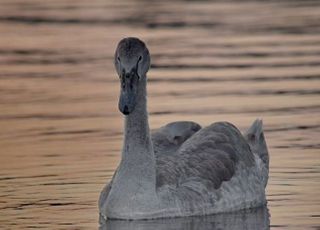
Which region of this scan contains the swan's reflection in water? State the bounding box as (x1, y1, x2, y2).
(99, 206, 270, 230)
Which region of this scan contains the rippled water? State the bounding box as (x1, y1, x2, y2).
(0, 0, 319, 229)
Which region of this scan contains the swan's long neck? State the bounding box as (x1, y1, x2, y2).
(115, 76, 156, 194)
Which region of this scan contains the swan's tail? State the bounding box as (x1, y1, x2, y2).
(244, 119, 269, 186)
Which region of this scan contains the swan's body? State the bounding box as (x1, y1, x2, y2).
(99, 37, 269, 220)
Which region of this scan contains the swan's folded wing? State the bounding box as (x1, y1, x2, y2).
(152, 121, 201, 156)
(156, 122, 255, 190)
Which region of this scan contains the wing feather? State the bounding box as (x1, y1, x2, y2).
(152, 121, 201, 156)
(156, 122, 254, 190)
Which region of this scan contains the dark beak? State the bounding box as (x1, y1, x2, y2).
(118, 69, 139, 115)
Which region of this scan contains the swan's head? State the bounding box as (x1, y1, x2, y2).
(114, 37, 151, 115)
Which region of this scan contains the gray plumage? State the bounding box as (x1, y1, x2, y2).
(99, 37, 269, 220)
(156, 122, 253, 189)
(99, 121, 202, 207)
(152, 121, 201, 156)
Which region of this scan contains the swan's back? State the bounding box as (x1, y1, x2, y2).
(152, 121, 201, 156)
(156, 122, 255, 190)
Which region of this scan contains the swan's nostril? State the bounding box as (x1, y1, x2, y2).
(123, 105, 129, 115)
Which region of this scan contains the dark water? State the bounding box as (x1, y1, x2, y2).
(0, 0, 319, 229)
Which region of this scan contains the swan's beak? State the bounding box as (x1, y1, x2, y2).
(118, 70, 139, 115)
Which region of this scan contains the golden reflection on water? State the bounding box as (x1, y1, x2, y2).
(0, 0, 319, 229)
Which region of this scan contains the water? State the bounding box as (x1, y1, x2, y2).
(0, 0, 319, 229)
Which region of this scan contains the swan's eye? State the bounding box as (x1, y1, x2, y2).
(138, 56, 142, 62)
(259, 133, 264, 140)
(117, 57, 120, 62)
(248, 134, 255, 142)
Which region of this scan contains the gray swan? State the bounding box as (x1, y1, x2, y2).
(99, 37, 269, 220)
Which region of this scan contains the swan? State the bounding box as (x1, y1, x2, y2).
(99, 37, 269, 220)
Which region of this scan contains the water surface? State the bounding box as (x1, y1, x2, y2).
(0, 0, 319, 229)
